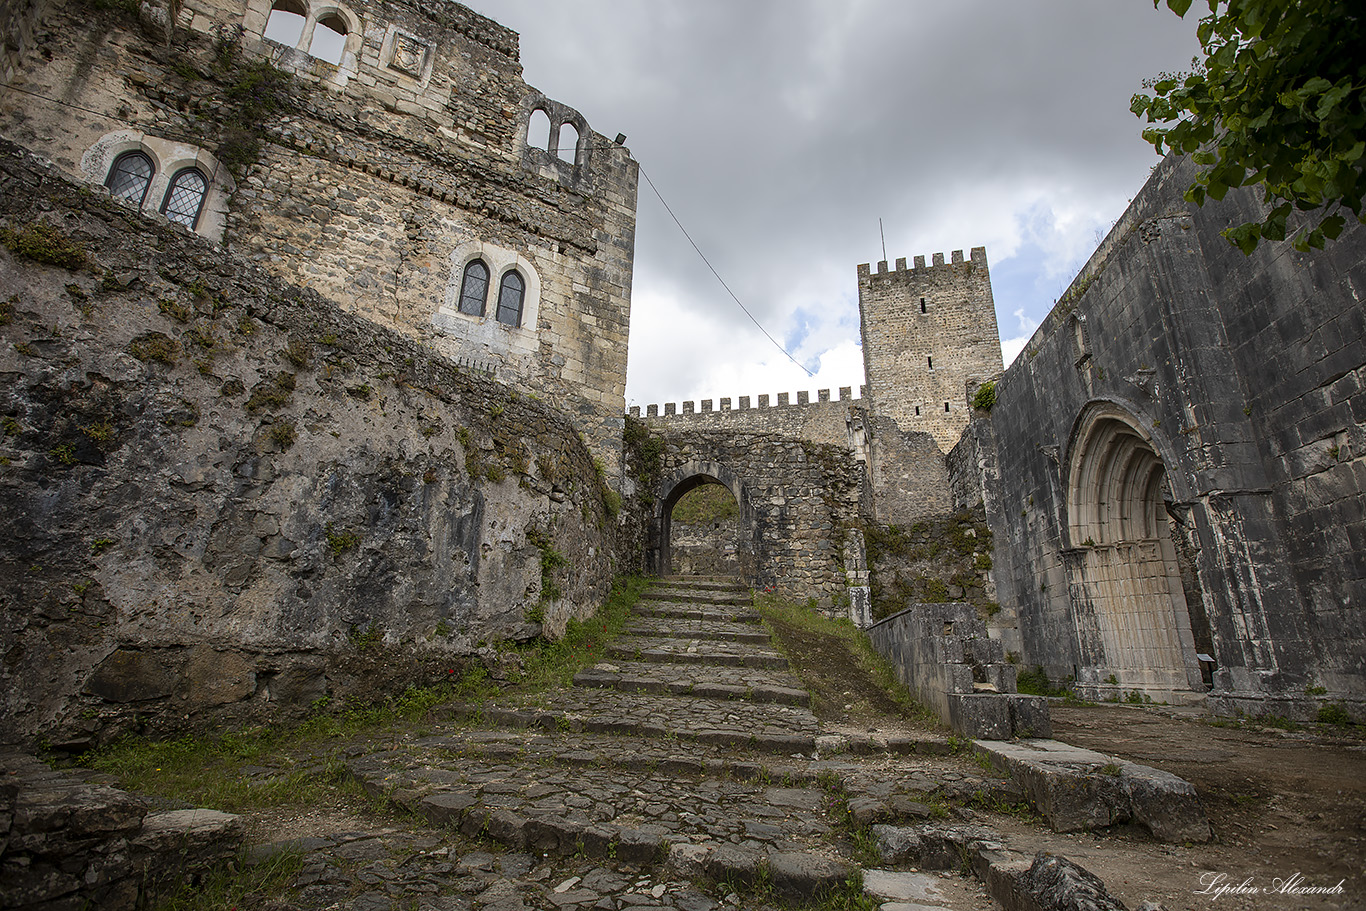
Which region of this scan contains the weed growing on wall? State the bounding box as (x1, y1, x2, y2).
(211, 28, 298, 178)
(0, 222, 89, 270)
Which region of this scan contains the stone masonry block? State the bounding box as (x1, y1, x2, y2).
(947, 693, 1011, 739)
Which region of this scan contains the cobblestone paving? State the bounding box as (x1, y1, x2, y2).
(241, 578, 1012, 910)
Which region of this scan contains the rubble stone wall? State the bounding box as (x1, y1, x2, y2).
(637, 397, 951, 526)
(0, 141, 616, 746)
(647, 430, 866, 606)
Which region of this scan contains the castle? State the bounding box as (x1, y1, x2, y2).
(0, 0, 1361, 746)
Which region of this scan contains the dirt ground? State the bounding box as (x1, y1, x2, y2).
(764, 610, 1365, 910)
(1028, 702, 1366, 911)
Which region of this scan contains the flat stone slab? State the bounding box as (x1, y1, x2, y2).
(573, 661, 809, 706)
(863, 870, 950, 905)
(976, 738, 1211, 843)
(626, 617, 770, 644)
(608, 637, 788, 669)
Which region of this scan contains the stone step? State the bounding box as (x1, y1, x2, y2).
(573, 661, 809, 706)
(634, 601, 761, 623)
(345, 725, 841, 876)
(625, 617, 771, 644)
(975, 739, 1211, 843)
(608, 636, 789, 670)
(657, 575, 746, 592)
(643, 587, 751, 606)
(446, 689, 820, 754)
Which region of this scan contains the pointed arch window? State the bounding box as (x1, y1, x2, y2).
(106, 151, 154, 207)
(458, 260, 490, 316)
(161, 168, 208, 229)
(496, 270, 525, 327)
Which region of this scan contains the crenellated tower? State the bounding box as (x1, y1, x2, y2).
(857, 247, 1003, 451)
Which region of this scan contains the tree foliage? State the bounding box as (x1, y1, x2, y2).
(1131, 1, 1366, 253)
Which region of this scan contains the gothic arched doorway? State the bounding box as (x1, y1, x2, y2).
(1066, 406, 1205, 696)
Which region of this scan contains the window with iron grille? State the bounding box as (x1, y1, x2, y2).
(459, 260, 489, 316)
(161, 168, 208, 229)
(495, 270, 525, 327)
(106, 151, 154, 207)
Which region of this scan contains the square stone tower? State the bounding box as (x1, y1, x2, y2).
(857, 247, 1003, 451)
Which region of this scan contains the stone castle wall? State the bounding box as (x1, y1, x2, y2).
(634, 389, 953, 526)
(646, 430, 866, 606)
(0, 0, 636, 481)
(858, 247, 1004, 452)
(0, 141, 616, 745)
(633, 386, 866, 450)
(965, 152, 1366, 718)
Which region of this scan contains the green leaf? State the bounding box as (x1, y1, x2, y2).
(1320, 214, 1346, 240)
(1165, 0, 1193, 16)
(1226, 223, 1260, 254)
(1315, 83, 1351, 121)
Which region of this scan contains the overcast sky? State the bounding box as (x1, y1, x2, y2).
(466, 1, 1201, 410)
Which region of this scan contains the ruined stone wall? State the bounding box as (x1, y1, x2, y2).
(646, 430, 866, 606)
(0, 0, 636, 482)
(857, 248, 1004, 452)
(635, 390, 951, 525)
(0, 141, 617, 746)
(0, 0, 45, 87)
(969, 152, 1366, 718)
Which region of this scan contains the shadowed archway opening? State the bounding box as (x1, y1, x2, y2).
(656, 469, 754, 582)
(668, 481, 740, 576)
(1067, 407, 1206, 697)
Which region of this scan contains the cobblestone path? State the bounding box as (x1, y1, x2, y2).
(246, 578, 1020, 910)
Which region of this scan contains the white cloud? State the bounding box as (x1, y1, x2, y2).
(466, 0, 1200, 406)
(1000, 308, 1041, 367)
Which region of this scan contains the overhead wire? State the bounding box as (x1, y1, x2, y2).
(636, 163, 813, 378)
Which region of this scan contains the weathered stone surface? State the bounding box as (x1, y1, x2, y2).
(862, 869, 949, 904)
(0, 753, 242, 911)
(953, 150, 1366, 715)
(766, 851, 850, 899)
(1017, 852, 1128, 911)
(871, 824, 923, 864)
(978, 739, 1211, 843)
(0, 141, 616, 744)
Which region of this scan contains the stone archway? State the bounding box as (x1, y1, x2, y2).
(654, 460, 755, 581)
(1065, 405, 1205, 697)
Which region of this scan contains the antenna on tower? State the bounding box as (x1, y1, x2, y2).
(879, 218, 888, 263)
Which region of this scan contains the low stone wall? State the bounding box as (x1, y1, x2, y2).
(0, 141, 615, 747)
(866, 602, 1049, 739)
(0, 753, 244, 910)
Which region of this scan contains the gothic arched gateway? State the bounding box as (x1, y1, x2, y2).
(1064, 405, 1206, 697)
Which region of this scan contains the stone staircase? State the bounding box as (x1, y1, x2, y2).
(312, 577, 1195, 909)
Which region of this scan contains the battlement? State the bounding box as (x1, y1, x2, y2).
(631, 386, 867, 419)
(858, 246, 987, 279)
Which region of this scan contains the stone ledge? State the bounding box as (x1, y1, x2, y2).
(975, 739, 1211, 843)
